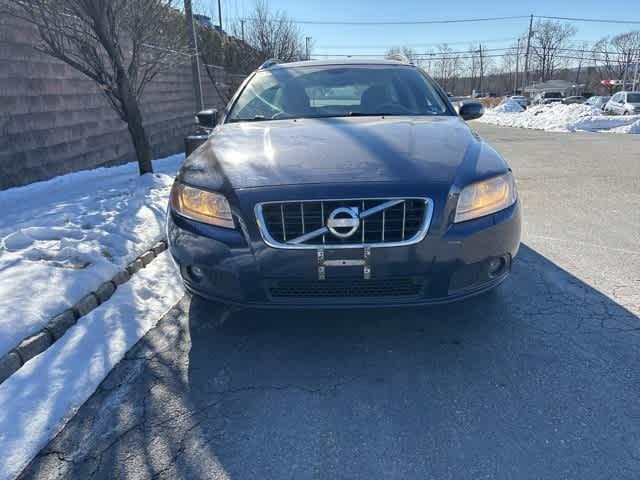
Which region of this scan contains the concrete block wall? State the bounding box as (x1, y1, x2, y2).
(0, 9, 244, 190)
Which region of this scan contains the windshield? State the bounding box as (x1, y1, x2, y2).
(228, 65, 451, 122)
(627, 93, 640, 103)
(544, 92, 563, 98)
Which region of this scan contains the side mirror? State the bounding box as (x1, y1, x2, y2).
(196, 109, 218, 129)
(459, 102, 484, 121)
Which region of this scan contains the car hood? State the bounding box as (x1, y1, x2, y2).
(178, 116, 508, 191)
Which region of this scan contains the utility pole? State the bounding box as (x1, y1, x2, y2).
(240, 18, 245, 43)
(184, 0, 203, 112)
(514, 38, 521, 94)
(217, 0, 223, 32)
(633, 48, 640, 92)
(478, 44, 484, 93)
(305, 36, 311, 60)
(523, 14, 534, 95)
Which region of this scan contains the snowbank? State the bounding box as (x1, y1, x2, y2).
(0, 252, 184, 480)
(493, 100, 524, 113)
(477, 103, 640, 134)
(0, 155, 184, 358)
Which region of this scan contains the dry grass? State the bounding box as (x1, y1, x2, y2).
(477, 97, 504, 108)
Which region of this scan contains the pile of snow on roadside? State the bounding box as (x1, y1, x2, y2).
(0, 252, 184, 480)
(0, 154, 184, 358)
(493, 100, 524, 113)
(477, 103, 640, 134)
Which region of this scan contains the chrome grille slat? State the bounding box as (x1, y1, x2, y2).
(280, 204, 286, 241)
(402, 202, 406, 240)
(256, 197, 434, 250)
(361, 200, 365, 243)
(321, 202, 325, 244)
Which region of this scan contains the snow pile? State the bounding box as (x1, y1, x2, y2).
(493, 100, 524, 113)
(611, 118, 640, 134)
(0, 252, 184, 480)
(0, 154, 184, 358)
(477, 102, 640, 134)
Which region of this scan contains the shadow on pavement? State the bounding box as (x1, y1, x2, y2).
(19, 244, 640, 480)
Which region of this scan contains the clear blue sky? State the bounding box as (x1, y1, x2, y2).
(198, 0, 640, 57)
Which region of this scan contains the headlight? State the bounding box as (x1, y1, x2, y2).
(170, 182, 234, 228)
(454, 172, 517, 223)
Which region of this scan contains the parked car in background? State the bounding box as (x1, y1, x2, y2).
(604, 91, 640, 115)
(562, 96, 586, 104)
(505, 95, 529, 108)
(533, 92, 564, 105)
(170, 59, 521, 307)
(585, 96, 610, 110)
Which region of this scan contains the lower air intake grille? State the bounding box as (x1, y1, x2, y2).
(268, 278, 424, 299)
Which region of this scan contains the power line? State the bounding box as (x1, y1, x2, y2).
(232, 15, 530, 26)
(536, 15, 640, 25)
(230, 14, 640, 27)
(315, 38, 521, 50)
(314, 47, 636, 60)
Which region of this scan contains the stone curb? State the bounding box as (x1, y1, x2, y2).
(0, 240, 168, 384)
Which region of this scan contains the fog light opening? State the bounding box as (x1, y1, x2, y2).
(187, 265, 204, 282)
(488, 257, 507, 279)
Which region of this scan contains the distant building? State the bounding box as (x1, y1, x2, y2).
(524, 80, 586, 97)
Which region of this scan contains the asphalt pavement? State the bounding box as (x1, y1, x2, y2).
(19, 124, 640, 480)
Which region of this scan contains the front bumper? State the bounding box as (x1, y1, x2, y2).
(167, 199, 522, 307)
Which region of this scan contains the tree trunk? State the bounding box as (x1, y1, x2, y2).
(88, 16, 154, 176)
(119, 77, 153, 175)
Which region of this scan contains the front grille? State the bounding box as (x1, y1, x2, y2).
(256, 198, 432, 249)
(268, 278, 424, 299)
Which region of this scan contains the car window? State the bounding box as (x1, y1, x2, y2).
(627, 93, 640, 103)
(228, 65, 451, 122)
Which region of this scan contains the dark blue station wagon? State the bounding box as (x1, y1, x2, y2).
(168, 59, 521, 307)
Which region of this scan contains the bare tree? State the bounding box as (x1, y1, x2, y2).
(420, 49, 436, 75)
(573, 41, 590, 83)
(465, 45, 479, 93)
(244, 0, 304, 63)
(593, 31, 640, 84)
(8, 0, 186, 174)
(530, 20, 576, 81)
(498, 44, 519, 94)
(433, 44, 462, 92)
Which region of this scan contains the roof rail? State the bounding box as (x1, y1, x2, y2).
(258, 59, 280, 70)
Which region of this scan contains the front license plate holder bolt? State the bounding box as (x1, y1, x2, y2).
(317, 247, 372, 280)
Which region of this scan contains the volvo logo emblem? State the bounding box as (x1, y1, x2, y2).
(327, 207, 360, 238)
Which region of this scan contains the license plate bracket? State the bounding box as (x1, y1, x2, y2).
(317, 247, 371, 280)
